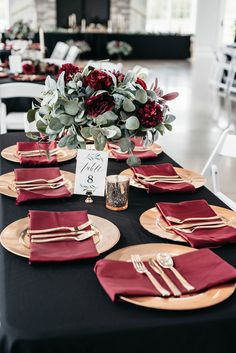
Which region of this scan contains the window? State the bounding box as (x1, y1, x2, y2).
(222, 0, 236, 44)
(146, 0, 197, 34)
(0, 0, 9, 33)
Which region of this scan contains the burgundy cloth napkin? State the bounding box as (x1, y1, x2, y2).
(14, 168, 71, 205)
(29, 210, 98, 263)
(132, 163, 195, 193)
(156, 199, 236, 248)
(94, 248, 236, 301)
(109, 137, 157, 160)
(16, 141, 58, 166)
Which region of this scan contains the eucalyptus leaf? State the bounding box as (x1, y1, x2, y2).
(26, 132, 39, 140)
(78, 141, 86, 149)
(36, 119, 47, 133)
(147, 90, 157, 101)
(81, 127, 92, 139)
(165, 123, 173, 131)
(102, 126, 121, 139)
(165, 114, 176, 124)
(125, 116, 140, 130)
(156, 124, 165, 135)
(64, 101, 79, 116)
(49, 117, 63, 132)
(120, 111, 128, 121)
(59, 114, 74, 126)
(94, 132, 106, 151)
(135, 89, 148, 104)
(123, 98, 135, 112)
(102, 111, 118, 122)
(119, 137, 134, 152)
(27, 109, 36, 123)
(127, 155, 141, 167)
(96, 115, 108, 126)
(58, 135, 69, 148)
(67, 135, 79, 149)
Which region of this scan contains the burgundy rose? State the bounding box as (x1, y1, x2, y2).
(86, 93, 115, 117)
(136, 77, 147, 90)
(57, 63, 81, 83)
(84, 69, 113, 90)
(137, 99, 163, 128)
(22, 63, 35, 75)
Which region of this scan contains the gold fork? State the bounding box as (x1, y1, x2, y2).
(131, 254, 170, 297)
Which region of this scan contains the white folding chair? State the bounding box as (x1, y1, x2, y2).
(201, 127, 236, 210)
(50, 42, 69, 60)
(64, 46, 81, 64)
(0, 83, 43, 134)
(225, 59, 236, 127)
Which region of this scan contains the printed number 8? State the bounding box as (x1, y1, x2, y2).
(87, 175, 93, 183)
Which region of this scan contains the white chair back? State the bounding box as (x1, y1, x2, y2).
(65, 46, 80, 63)
(50, 42, 69, 60)
(0, 83, 43, 134)
(201, 127, 236, 210)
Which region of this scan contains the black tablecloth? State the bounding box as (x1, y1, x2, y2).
(0, 132, 236, 353)
(34, 32, 191, 60)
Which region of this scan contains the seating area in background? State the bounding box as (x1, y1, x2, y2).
(209, 46, 236, 128)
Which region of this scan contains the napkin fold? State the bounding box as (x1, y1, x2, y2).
(132, 163, 195, 193)
(156, 200, 236, 247)
(29, 210, 98, 263)
(109, 137, 157, 160)
(14, 167, 71, 205)
(17, 141, 58, 166)
(94, 248, 236, 301)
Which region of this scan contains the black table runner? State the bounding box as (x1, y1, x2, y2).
(0, 132, 236, 353)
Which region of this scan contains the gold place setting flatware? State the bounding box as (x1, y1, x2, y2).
(1, 144, 77, 164)
(139, 200, 236, 247)
(120, 164, 206, 191)
(94, 243, 236, 310)
(0, 170, 75, 198)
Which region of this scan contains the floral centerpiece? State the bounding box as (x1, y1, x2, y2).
(22, 61, 59, 75)
(5, 20, 34, 40)
(27, 63, 178, 166)
(67, 40, 91, 54)
(107, 40, 132, 58)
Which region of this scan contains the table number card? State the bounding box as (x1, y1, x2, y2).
(74, 149, 108, 196)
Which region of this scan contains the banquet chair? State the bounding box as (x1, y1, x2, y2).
(0, 82, 43, 134)
(64, 46, 81, 64)
(43, 41, 69, 66)
(226, 59, 236, 126)
(201, 127, 236, 211)
(50, 41, 69, 60)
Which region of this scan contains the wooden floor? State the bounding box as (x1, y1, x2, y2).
(80, 58, 236, 203)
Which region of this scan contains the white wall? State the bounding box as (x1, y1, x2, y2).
(9, 0, 37, 29)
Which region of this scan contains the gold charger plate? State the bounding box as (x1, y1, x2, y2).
(139, 205, 236, 243)
(105, 243, 235, 310)
(120, 167, 206, 189)
(0, 215, 120, 257)
(0, 170, 75, 198)
(1, 145, 77, 164)
(85, 144, 162, 159)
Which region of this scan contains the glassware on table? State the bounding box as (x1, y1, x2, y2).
(105, 175, 130, 211)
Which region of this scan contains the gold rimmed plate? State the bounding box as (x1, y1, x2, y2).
(0, 170, 75, 198)
(86, 143, 162, 159)
(1, 145, 77, 164)
(105, 243, 236, 310)
(139, 205, 236, 243)
(0, 215, 120, 258)
(120, 167, 206, 189)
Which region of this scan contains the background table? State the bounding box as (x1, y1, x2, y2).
(34, 32, 191, 60)
(0, 132, 236, 353)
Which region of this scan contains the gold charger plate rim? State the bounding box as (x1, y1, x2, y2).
(105, 243, 236, 310)
(0, 215, 120, 257)
(120, 167, 206, 189)
(139, 205, 236, 243)
(0, 170, 75, 198)
(1, 145, 77, 164)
